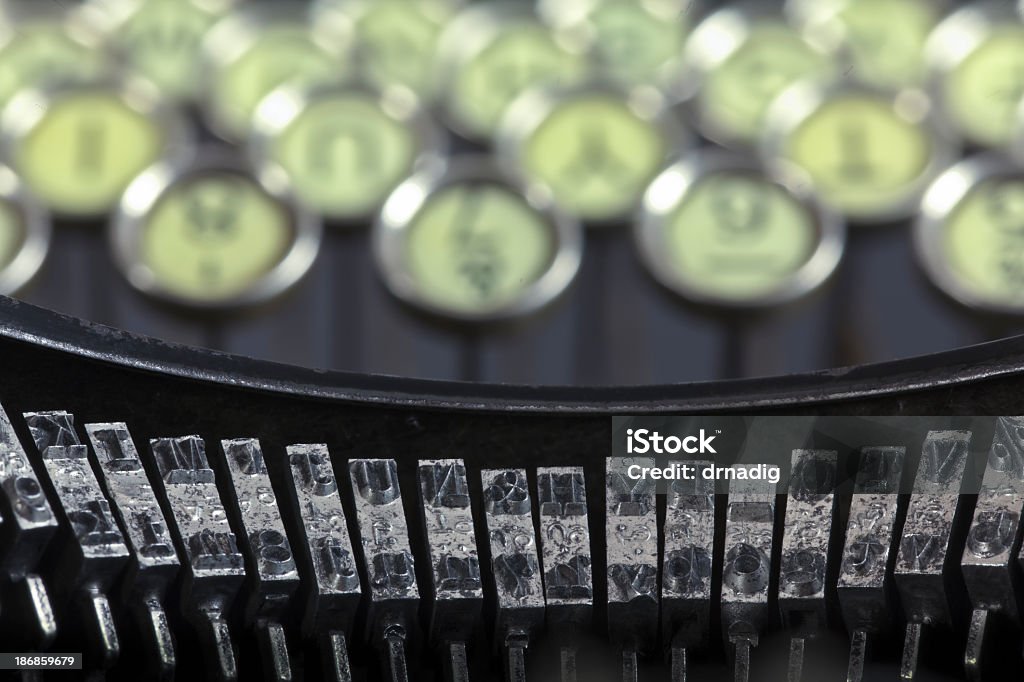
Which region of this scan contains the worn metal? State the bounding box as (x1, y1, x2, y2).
(661, 460, 715, 679)
(895, 430, 973, 680)
(149, 435, 245, 682)
(221, 438, 300, 681)
(605, 456, 658, 664)
(348, 458, 419, 682)
(837, 446, 906, 682)
(721, 466, 779, 682)
(25, 411, 131, 669)
(778, 450, 837, 682)
(482, 468, 544, 680)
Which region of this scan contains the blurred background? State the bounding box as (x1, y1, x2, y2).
(1, 0, 1023, 386)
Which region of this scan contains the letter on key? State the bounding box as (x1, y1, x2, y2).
(963, 418, 1024, 680)
(482, 468, 545, 682)
(25, 411, 131, 669)
(86, 422, 180, 679)
(418, 459, 483, 682)
(778, 450, 838, 682)
(536, 467, 592, 682)
(348, 458, 420, 682)
(150, 435, 246, 682)
(838, 446, 905, 682)
(895, 430, 972, 680)
(221, 438, 300, 682)
(606, 457, 658, 680)
(285, 444, 362, 682)
(721, 466, 779, 682)
(662, 461, 715, 682)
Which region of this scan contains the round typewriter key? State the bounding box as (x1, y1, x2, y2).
(315, 0, 462, 98)
(787, 0, 943, 90)
(90, 0, 237, 102)
(762, 83, 955, 223)
(112, 154, 321, 309)
(1, 80, 189, 218)
(539, 0, 695, 88)
(374, 156, 582, 321)
(636, 153, 844, 308)
(0, 4, 110, 108)
(202, 5, 353, 141)
(251, 83, 445, 223)
(434, 3, 589, 141)
(916, 155, 1024, 314)
(926, 2, 1024, 149)
(677, 4, 833, 148)
(0, 164, 50, 296)
(498, 84, 686, 224)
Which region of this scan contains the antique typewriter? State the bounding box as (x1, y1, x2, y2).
(3, 0, 1024, 679)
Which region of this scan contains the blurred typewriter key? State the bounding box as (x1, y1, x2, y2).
(762, 82, 956, 224)
(838, 446, 906, 682)
(1, 78, 188, 219)
(915, 154, 1024, 315)
(111, 153, 322, 310)
(433, 2, 589, 141)
(219, 438, 300, 682)
(89, 0, 238, 103)
(24, 411, 131, 671)
(676, 2, 834, 149)
(926, 1, 1024, 150)
(498, 83, 687, 225)
(373, 155, 582, 323)
(636, 152, 844, 308)
(0, 2, 110, 108)
(787, 0, 944, 90)
(894, 430, 973, 680)
(284, 444, 361, 682)
(0, 164, 50, 296)
(314, 0, 463, 99)
(149, 435, 246, 682)
(85, 422, 180, 680)
(201, 3, 353, 141)
(481, 468, 545, 682)
(538, 0, 697, 89)
(251, 82, 445, 224)
(661, 461, 715, 682)
(961, 418, 1024, 681)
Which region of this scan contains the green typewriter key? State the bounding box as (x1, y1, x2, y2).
(0, 164, 50, 296)
(434, 3, 590, 141)
(636, 152, 845, 308)
(787, 0, 944, 90)
(497, 84, 687, 225)
(915, 155, 1024, 315)
(313, 0, 462, 99)
(676, 3, 834, 149)
(0, 3, 110, 108)
(201, 4, 353, 141)
(250, 82, 445, 223)
(762, 82, 956, 223)
(538, 0, 697, 89)
(90, 0, 238, 102)
(373, 156, 583, 322)
(926, 1, 1024, 149)
(111, 154, 322, 309)
(1, 79, 189, 218)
